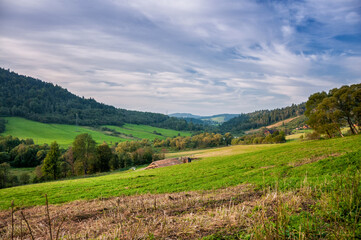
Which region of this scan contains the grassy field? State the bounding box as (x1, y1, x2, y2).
(246, 115, 307, 135)
(1, 117, 191, 146)
(1, 134, 360, 210)
(9, 167, 36, 180)
(165, 144, 275, 158)
(286, 129, 313, 140)
(1, 135, 360, 239)
(105, 123, 191, 141)
(1, 117, 126, 146)
(206, 116, 225, 123)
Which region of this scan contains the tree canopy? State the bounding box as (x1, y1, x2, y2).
(305, 83, 360, 137)
(72, 133, 97, 175)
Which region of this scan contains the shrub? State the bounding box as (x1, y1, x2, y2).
(19, 172, 31, 184)
(305, 131, 321, 140)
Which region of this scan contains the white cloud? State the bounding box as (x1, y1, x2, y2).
(236, 43, 311, 75)
(0, 0, 360, 115)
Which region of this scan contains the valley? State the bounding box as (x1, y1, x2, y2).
(0, 69, 360, 239)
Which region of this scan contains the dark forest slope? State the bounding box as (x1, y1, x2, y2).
(0, 68, 202, 131)
(220, 103, 306, 133)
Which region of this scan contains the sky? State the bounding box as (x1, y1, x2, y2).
(0, 0, 360, 116)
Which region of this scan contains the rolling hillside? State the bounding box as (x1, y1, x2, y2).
(0, 117, 191, 146)
(245, 115, 308, 134)
(220, 104, 306, 133)
(1, 134, 360, 209)
(104, 124, 191, 141)
(1, 135, 360, 239)
(0, 68, 202, 131)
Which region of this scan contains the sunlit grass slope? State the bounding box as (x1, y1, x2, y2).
(1, 117, 192, 146)
(165, 143, 275, 158)
(1, 134, 360, 210)
(1, 117, 126, 146)
(105, 123, 191, 140)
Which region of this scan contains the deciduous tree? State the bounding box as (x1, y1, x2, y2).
(73, 133, 96, 175)
(96, 143, 112, 172)
(42, 141, 60, 180)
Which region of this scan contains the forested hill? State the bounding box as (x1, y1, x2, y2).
(220, 103, 306, 133)
(0, 68, 203, 131)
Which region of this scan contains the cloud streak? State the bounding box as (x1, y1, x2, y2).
(0, 0, 360, 115)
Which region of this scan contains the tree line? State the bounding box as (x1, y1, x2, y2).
(0, 135, 50, 188)
(0, 68, 203, 131)
(0, 135, 49, 167)
(0, 133, 166, 188)
(0, 126, 294, 188)
(40, 134, 166, 182)
(152, 132, 234, 150)
(231, 130, 286, 145)
(220, 103, 305, 133)
(305, 83, 360, 138)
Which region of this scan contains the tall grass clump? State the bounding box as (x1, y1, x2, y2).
(318, 168, 361, 238)
(246, 160, 361, 239)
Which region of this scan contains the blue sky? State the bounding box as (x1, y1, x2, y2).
(0, 0, 360, 115)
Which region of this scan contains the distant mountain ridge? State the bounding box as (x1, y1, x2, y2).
(169, 113, 203, 119)
(169, 113, 240, 124)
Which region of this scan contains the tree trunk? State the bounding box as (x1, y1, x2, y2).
(326, 130, 332, 138)
(337, 127, 344, 137)
(347, 116, 356, 135)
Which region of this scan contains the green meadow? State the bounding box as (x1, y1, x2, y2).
(1, 117, 125, 146)
(1, 134, 360, 210)
(105, 123, 191, 140)
(1, 117, 191, 146)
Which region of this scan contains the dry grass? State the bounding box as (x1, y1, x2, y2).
(0, 184, 317, 240)
(1, 174, 360, 240)
(245, 116, 301, 135)
(266, 116, 300, 129)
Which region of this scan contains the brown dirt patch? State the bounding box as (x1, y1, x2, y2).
(260, 165, 275, 169)
(266, 116, 300, 129)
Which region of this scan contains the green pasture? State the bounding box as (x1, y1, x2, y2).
(286, 129, 313, 140)
(1, 117, 126, 146)
(9, 167, 36, 180)
(1, 117, 191, 147)
(105, 124, 191, 140)
(203, 116, 224, 123)
(1, 134, 360, 210)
